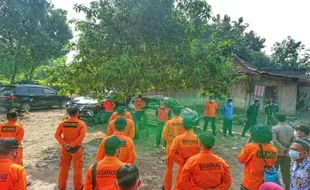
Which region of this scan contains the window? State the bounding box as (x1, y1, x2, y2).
(30, 87, 44, 95)
(44, 88, 56, 95)
(16, 86, 29, 94)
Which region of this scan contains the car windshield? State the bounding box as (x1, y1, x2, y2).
(166, 99, 185, 108)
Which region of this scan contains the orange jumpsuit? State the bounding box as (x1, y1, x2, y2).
(238, 143, 277, 190)
(169, 131, 200, 190)
(179, 150, 232, 190)
(55, 117, 87, 190)
(84, 156, 124, 190)
(162, 116, 185, 190)
(109, 111, 133, 123)
(106, 118, 135, 139)
(96, 132, 136, 163)
(0, 121, 24, 166)
(0, 159, 26, 190)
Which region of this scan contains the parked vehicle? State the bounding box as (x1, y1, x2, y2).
(0, 84, 70, 111)
(128, 95, 201, 126)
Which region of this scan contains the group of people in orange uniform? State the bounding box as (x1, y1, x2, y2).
(0, 95, 301, 190)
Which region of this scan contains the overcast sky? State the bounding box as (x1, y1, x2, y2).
(51, 0, 310, 54)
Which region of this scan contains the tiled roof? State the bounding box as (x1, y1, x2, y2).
(264, 69, 310, 79)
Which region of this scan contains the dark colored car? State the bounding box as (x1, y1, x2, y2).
(128, 95, 201, 126)
(0, 84, 70, 111)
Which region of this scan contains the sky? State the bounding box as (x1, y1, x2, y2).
(51, 0, 310, 55)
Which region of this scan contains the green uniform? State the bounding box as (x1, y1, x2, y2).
(264, 104, 278, 126)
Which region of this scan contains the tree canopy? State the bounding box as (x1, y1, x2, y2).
(0, 0, 72, 83)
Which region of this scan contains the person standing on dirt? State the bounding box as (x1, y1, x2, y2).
(0, 111, 24, 166)
(54, 106, 86, 190)
(162, 106, 185, 190)
(116, 164, 142, 190)
(203, 95, 218, 136)
(289, 140, 310, 190)
(133, 95, 145, 138)
(264, 99, 278, 126)
(96, 117, 136, 163)
(0, 138, 26, 190)
(84, 136, 124, 190)
(103, 97, 115, 123)
(222, 98, 234, 137)
(238, 125, 277, 190)
(242, 99, 260, 137)
(107, 113, 135, 139)
(156, 101, 171, 147)
(109, 106, 133, 123)
(178, 132, 232, 190)
(272, 114, 295, 190)
(169, 118, 200, 190)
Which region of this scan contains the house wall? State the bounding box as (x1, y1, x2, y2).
(147, 75, 298, 116)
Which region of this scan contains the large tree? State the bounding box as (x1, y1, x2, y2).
(0, 0, 72, 83)
(47, 0, 235, 100)
(271, 36, 310, 69)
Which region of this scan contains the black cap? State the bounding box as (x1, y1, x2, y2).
(228, 98, 233, 102)
(117, 106, 126, 114)
(296, 125, 310, 135)
(7, 111, 18, 118)
(254, 99, 260, 103)
(0, 138, 20, 153)
(68, 106, 79, 115)
(105, 136, 121, 153)
(275, 114, 286, 122)
(182, 118, 194, 128)
(198, 132, 215, 146)
(115, 117, 127, 127)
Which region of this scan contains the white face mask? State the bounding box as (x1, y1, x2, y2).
(210, 100, 215, 102)
(229, 102, 233, 106)
(294, 131, 300, 138)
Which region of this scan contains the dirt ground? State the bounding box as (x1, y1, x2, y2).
(1, 109, 250, 190)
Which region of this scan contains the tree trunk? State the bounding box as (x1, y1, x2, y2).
(10, 62, 17, 84)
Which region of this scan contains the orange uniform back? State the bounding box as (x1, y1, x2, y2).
(109, 111, 132, 123)
(0, 159, 26, 190)
(162, 116, 185, 150)
(238, 143, 278, 190)
(0, 122, 24, 165)
(169, 131, 200, 165)
(106, 118, 135, 139)
(96, 132, 136, 163)
(54, 117, 87, 147)
(84, 157, 124, 190)
(133, 99, 145, 111)
(179, 150, 232, 190)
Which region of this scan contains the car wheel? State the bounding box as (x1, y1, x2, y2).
(20, 102, 31, 112)
(59, 100, 68, 108)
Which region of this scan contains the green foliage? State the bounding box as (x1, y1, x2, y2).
(46, 0, 236, 101)
(271, 36, 310, 69)
(0, 0, 72, 83)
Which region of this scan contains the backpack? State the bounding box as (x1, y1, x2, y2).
(258, 144, 281, 185)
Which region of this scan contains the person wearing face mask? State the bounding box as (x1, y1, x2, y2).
(289, 140, 310, 190)
(84, 136, 124, 190)
(203, 95, 218, 136)
(271, 114, 295, 190)
(242, 99, 260, 137)
(0, 138, 26, 190)
(155, 101, 171, 147)
(222, 98, 234, 137)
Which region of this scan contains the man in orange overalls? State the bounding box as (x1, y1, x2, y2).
(0, 138, 26, 190)
(203, 95, 218, 136)
(109, 106, 133, 123)
(156, 101, 171, 147)
(179, 132, 232, 190)
(84, 136, 124, 190)
(169, 118, 200, 190)
(107, 115, 135, 139)
(133, 95, 145, 139)
(162, 106, 185, 190)
(0, 111, 24, 166)
(238, 125, 277, 190)
(96, 117, 136, 163)
(55, 106, 87, 190)
(103, 98, 115, 123)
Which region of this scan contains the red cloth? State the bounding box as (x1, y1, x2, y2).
(103, 101, 114, 112)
